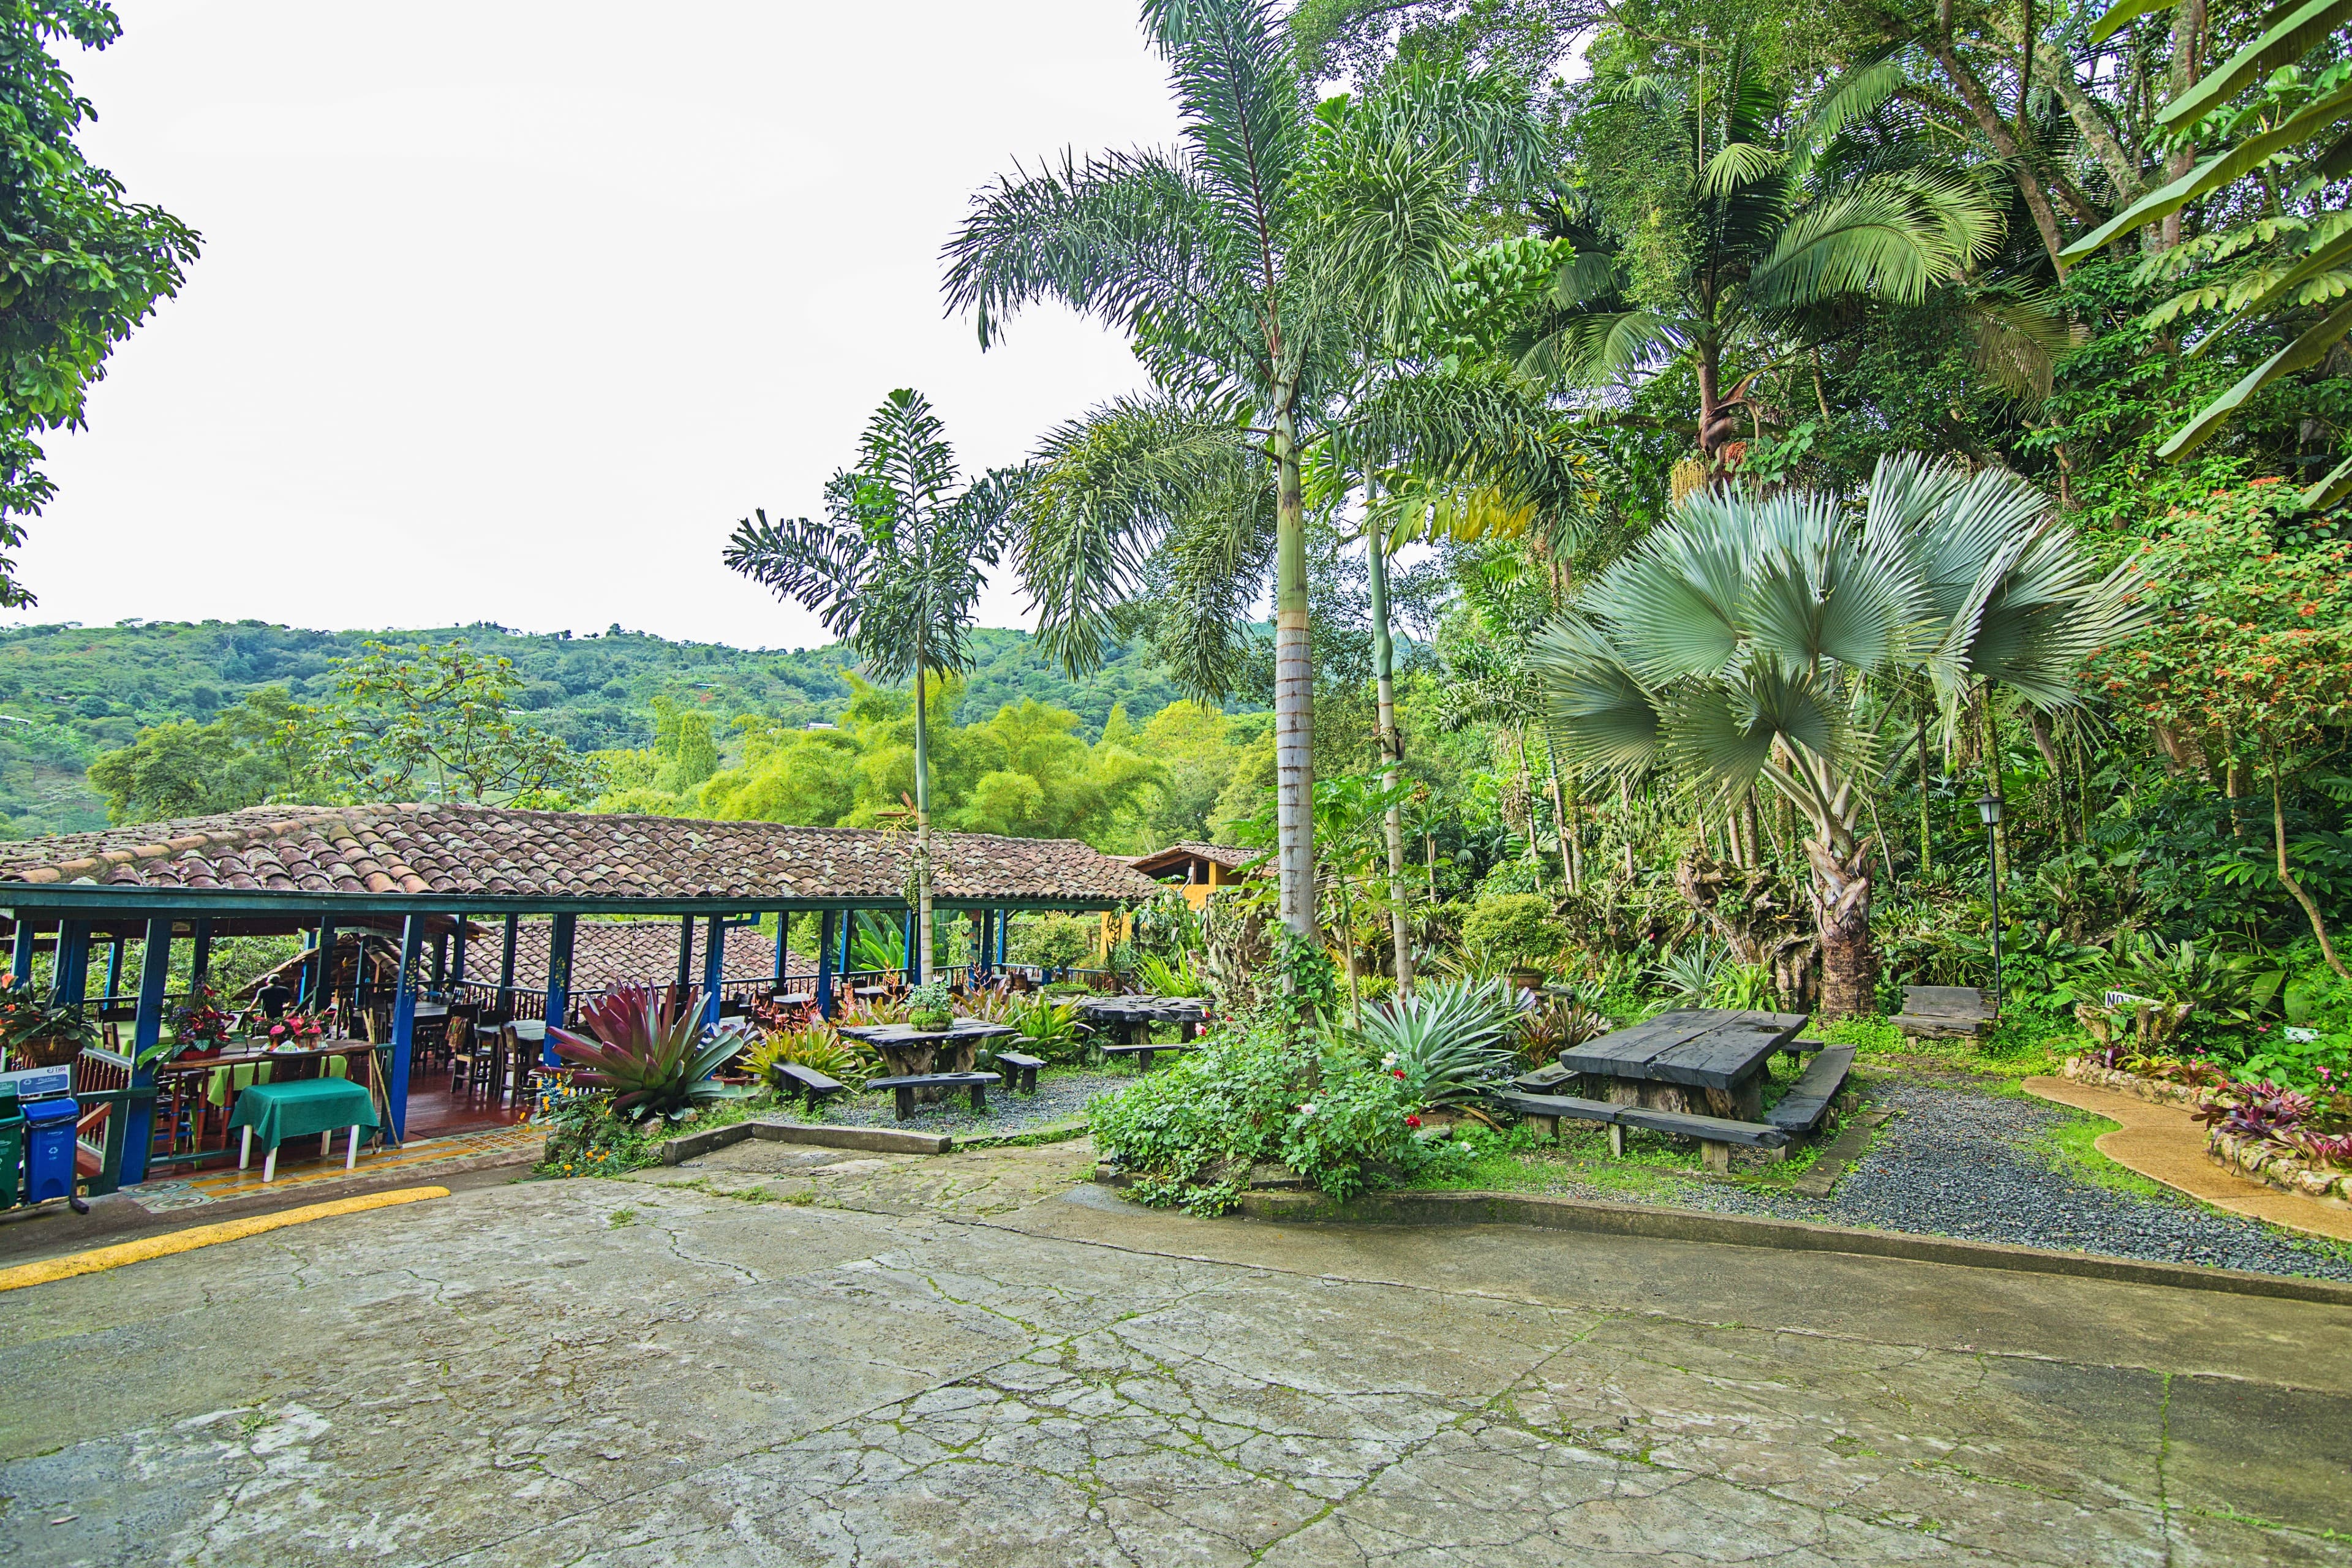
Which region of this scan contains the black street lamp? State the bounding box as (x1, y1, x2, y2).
(1976, 791, 2004, 1007)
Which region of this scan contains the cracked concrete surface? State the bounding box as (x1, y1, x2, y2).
(2, 1141, 2348, 1565)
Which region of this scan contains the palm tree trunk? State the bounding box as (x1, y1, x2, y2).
(1545, 747, 1575, 891)
(1806, 823, 1879, 1019)
(1365, 518, 1412, 989)
(1272, 405, 1316, 942)
(1915, 695, 1934, 875)
(911, 632, 935, 984)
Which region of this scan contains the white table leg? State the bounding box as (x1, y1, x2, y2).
(345, 1126, 360, 1169)
(238, 1125, 251, 1170)
(323, 1130, 334, 1158)
(262, 1144, 277, 1182)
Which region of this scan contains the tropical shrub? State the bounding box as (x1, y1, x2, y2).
(1088, 1019, 1467, 1212)
(1017, 912, 1097, 971)
(745, 1025, 875, 1091)
(537, 1092, 663, 1176)
(1009, 997, 1087, 1062)
(1136, 952, 1205, 998)
(550, 985, 754, 1121)
(1461, 894, 1555, 973)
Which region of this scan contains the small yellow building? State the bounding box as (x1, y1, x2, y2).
(1099, 842, 1265, 954)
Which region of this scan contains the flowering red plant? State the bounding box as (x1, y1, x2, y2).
(265, 1011, 325, 1049)
(172, 986, 235, 1051)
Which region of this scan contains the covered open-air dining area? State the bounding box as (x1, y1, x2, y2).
(0, 802, 1158, 1197)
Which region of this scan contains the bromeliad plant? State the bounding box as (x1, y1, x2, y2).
(550, 985, 754, 1123)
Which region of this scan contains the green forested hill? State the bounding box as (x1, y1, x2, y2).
(0, 619, 1193, 838)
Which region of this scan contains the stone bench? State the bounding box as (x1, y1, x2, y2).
(1765, 1045, 1855, 1134)
(1099, 1041, 1194, 1072)
(996, 1050, 1044, 1093)
(1489, 1088, 1790, 1172)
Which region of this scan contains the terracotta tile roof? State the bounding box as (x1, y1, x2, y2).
(486, 919, 815, 988)
(1126, 841, 1265, 878)
(0, 802, 1160, 906)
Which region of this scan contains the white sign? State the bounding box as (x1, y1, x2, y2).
(0, 1065, 72, 1101)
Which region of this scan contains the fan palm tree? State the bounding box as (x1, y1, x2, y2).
(941, 0, 1547, 941)
(722, 388, 1018, 978)
(1519, 44, 2002, 473)
(1531, 453, 2141, 1017)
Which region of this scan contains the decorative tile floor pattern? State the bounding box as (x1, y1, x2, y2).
(123, 1123, 542, 1213)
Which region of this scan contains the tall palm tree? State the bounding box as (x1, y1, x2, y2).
(941, 0, 1545, 942)
(1531, 453, 2140, 1017)
(722, 388, 1017, 978)
(1519, 45, 2002, 473)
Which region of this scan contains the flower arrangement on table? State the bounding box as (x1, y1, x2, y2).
(0, 976, 98, 1068)
(260, 1011, 327, 1051)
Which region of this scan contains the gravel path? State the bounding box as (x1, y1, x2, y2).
(1640, 1076, 2352, 1281)
(791, 1068, 1126, 1137)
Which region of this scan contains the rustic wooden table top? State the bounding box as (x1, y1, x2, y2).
(1556, 1009, 1809, 1091)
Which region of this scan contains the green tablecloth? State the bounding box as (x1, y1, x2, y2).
(224, 1079, 379, 1150)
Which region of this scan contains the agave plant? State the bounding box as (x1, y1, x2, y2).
(1352, 976, 1522, 1107)
(549, 985, 754, 1121)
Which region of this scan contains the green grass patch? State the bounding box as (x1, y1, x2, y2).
(1818, 1010, 2075, 1080)
(2033, 1110, 2171, 1201)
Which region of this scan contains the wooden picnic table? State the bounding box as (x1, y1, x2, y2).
(1072, 995, 1208, 1046)
(1557, 1008, 1809, 1121)
(837, 1017, 1015, 1101)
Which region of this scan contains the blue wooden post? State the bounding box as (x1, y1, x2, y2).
(189, 919, 213, 996)
(431, 930, 449, 990)
(903, 909, 919, 986)
(390, 915, 424, 1144)
(772, 913, 788, 989)
(674, 914, 695, 1006)
(448, 916, 468, 999)
(543, 914, 575, 1063)
(10, 915, 33, 985)
(701, 915, 726, 1030)
(995, 910, 1008, 969)
(815, 911, 837, 1019)
(104, 935, 124, 1005)
(52, 919, 89, 1009)
(120, 916, 171, 1185)
(499, 913, 519, 1014)
(837, 908, 856, 979)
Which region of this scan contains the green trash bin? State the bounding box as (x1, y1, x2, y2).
(0, 1101, 24, 1212)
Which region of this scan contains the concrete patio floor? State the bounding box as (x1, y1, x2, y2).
(4, 1137, 2349, 1566)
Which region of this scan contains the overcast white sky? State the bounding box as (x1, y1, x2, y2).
(4, 0, 1183, 648)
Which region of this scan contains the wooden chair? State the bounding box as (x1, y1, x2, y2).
(447, 1017, 494, 1098)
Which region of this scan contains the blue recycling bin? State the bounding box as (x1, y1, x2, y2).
(22, 1096, 78, 1205)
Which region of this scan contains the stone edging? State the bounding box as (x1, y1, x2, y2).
(658, 1118, 952, 1164)
(2209, 1130, 2352, 1207)
(2059, 1057, 2219, 1109)
(2059, 1057, 2351, 1211)
(1219, 1186, 2352, 1308)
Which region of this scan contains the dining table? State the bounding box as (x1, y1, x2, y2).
(836, 1017, 1015, 1101)
(155, 1038, 383, 1167)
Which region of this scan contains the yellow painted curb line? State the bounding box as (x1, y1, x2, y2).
(0, 1185, 450, 1294)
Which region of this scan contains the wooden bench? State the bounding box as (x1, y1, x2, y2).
(1099, 1041, 1194, 1071)
(996, 1050, 1044, 1093)
(1892, 985, 1997, 1039)
(1490, 1089, 1790, 1172)
(866, 1071, 1000, 1121)
(775, 1061, 846, 1110)
(1765, 1044, 1855, 1134)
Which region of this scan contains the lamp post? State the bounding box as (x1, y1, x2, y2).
(1976, 791, 2004, 1006)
